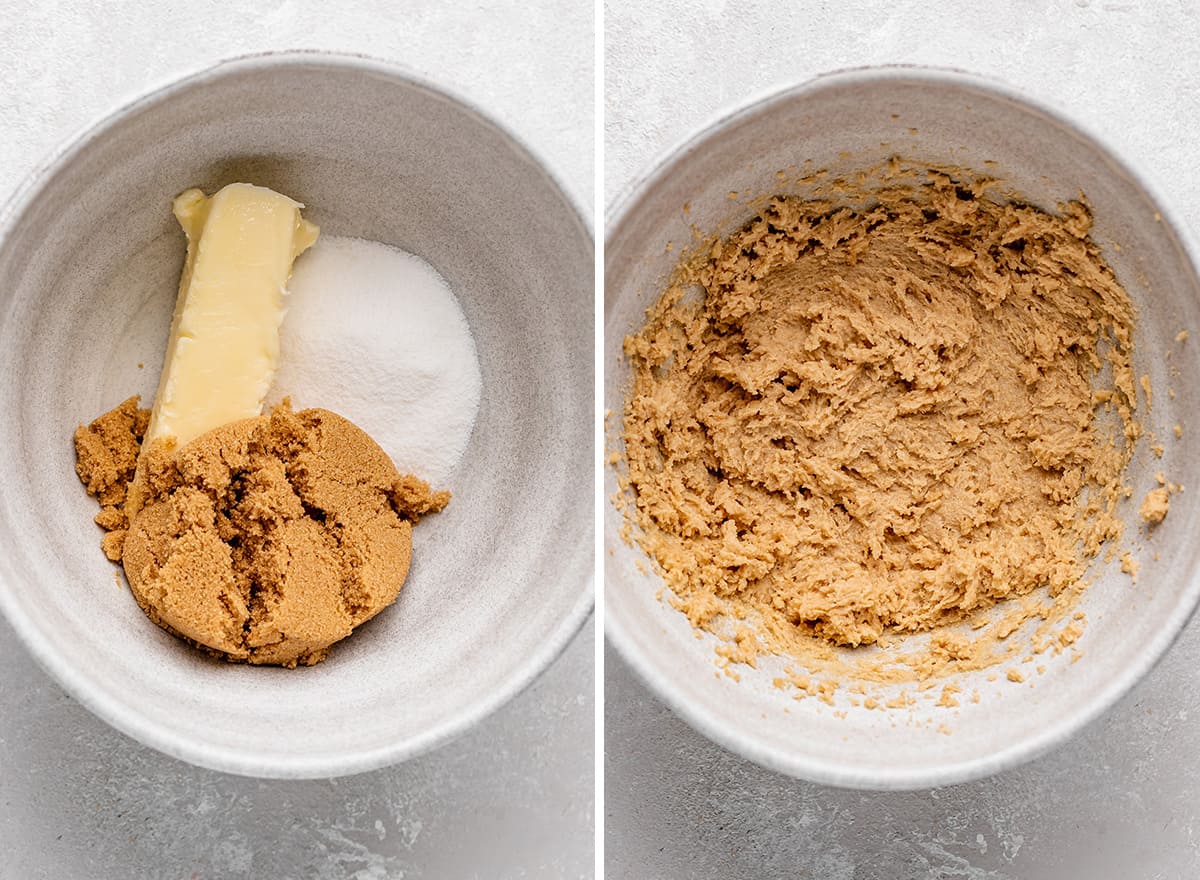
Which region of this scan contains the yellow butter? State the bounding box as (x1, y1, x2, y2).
(128, 182, 318, 515)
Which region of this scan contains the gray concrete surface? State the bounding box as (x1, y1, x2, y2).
(0, 614, 593, 879)
(607, 634, 1199, 879)
(0, 2, 593, 878)
(605, 2, 1200, 877)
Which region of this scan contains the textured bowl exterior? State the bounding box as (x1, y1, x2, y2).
(605, 67, 1200, 790)
(0, 52, 593, 778)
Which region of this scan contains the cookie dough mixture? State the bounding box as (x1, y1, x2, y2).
(76, 398, 448, 667)
(623, 169, 1139, 653)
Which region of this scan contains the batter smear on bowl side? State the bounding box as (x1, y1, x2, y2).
(622, 167, 1142, 664)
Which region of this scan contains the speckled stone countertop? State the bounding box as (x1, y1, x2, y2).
(0, 2, 593, 877)
(605, 2, 1200, 877)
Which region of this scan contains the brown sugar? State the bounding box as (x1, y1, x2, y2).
(75, 399, 448, 667)
(621, 166, 1139, 671)
(73, 396, 150, 561)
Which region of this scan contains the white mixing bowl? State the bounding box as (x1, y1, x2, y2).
(0, 52, 593, 778)
(605, 67, 1200, 789)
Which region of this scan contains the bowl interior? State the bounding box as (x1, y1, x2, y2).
(605, 70, 1200, 789)
(0, 55, 593, 776)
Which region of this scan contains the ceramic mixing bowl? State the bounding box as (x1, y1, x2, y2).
(0, 52, 593, 777)
(605, 67, 1200, 789)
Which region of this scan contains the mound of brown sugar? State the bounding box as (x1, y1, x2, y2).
(623, 168, 1139, 652)
(75, 399, 449, 667)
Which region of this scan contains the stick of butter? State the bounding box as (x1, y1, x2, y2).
(127, 183, 319, 516)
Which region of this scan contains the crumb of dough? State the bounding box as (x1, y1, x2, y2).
(74, 399, 448, 667)
(1140, 487, 1170, 525)
(1120, 551, 1139, 582)
(1059, 621, 1084, 647)
(1006, 668, 1025, 683)
(1141, 374, 1153, 410)
(936, 684, 960, 708)
(622, 166, 1138, 658)
(1175, 424, 1183, 439)
(1178, 330, 1189, 343)
(1151, 442, 1165, 458)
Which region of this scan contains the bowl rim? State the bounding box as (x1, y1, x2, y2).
(604, 63, 1200, 790)
(0, 49, 595, 779)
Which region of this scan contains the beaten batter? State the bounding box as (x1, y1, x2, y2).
(623, 168, 1139, 653)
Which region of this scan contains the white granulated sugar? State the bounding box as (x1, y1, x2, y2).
(269, 236, 482, 487)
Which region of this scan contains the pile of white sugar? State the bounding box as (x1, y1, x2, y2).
(270, 236, 482, 487)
